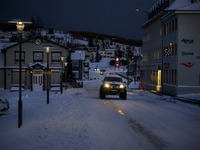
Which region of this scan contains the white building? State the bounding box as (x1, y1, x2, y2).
(141, 0, 200, 95)
(99, 49, 116, 58)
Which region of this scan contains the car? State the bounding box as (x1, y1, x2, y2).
(93, 68, 99, 71)
(0, 98, 9, 112)
(100, 69, 106, 75)
(99, 75, 127, 100)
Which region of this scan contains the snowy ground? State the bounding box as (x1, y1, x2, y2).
(1, 77, 200, 150)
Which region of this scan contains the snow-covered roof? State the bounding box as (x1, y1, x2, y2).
(0, 42, 17, 67)
(167, 0, 200, 11)
(29, 62, 47, 68)
(71, 50, 85, 60)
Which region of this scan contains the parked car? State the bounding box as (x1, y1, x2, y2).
(0, 98, 9, 112)
(99, 75, 127, 100)
(100, 69, 106, 75)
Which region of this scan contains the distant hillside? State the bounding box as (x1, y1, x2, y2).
(0, 23, 142, 47)
(68, 31, 142, 47)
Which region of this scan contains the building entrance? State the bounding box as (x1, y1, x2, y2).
(33, 74, 43, 91)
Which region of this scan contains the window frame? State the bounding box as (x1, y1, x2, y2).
(14, 51, 25, 63)
(33, 51, 43, 62)
(51, 52, 62, 63)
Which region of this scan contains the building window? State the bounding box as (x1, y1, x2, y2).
(33, 52, 43, 62)
(175, 44, 177, 56)
(72, 60, 79, 67)
(73, 71, 79, 79)
(51, 52, 61, 63)
(15, 51, 25, 63)
(169, 21, 172, 33)
(175, 18, 177, 31)
(174, 69, 177, 85)
(165, 69, 168, 84)
(164, 23, 169, 35)
(172, 20, 175, 32)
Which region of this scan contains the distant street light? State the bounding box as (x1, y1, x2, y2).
(8, 19, 32, 128)
(60, 56, 65, 94)
(136, 8, 149, 14)
(43, 45, 53, 104)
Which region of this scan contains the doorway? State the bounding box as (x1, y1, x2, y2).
(157, 70, 161, 91)
(33, 74, 43, 91)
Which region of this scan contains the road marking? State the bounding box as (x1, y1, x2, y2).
(105, 100, 125, 115)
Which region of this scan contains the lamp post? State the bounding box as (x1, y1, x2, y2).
(8, 19, 32, 128)
(60, 56, 65, 94)
(64, 62, 68, 88)
(43, 45, 53, 104)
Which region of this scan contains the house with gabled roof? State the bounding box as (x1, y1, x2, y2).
(0, 36, 69, 91)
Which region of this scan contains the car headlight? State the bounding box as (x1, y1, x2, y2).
(104, 83, 110, 88)
(119, 84, 125, 88)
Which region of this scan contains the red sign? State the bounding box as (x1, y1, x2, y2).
(181, 62, 194, 68)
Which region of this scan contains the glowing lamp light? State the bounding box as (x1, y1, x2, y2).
(60, 56, 65, 62)
(170, 42, 172, 48)
(104, 83, 110, 88)
(43, 45, 53, 53)
(8, 19, 32, 33)
(119, 84, 125, 88)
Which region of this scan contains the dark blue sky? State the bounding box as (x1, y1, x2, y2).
(0, 0, 157, 40)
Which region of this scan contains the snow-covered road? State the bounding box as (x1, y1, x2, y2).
(0, 79, 200, 150)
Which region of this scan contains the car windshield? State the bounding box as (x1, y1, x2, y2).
(104, 77, 122, 82)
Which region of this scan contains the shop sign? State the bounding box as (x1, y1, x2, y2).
(164, 63, 170, 69)
(181, 51, 194, 56)
(45, 71, 53, 75)
(181, 62, 194, 68)
(181, 39, 194, 44)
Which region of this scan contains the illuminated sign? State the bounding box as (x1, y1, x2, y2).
(164, 48, 172, 57)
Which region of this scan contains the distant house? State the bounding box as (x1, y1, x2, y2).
(71, 50, 85, 81)
(99, 49, 115, 58)
(0, 36, 69, 91)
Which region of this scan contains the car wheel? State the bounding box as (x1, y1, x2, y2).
(100, 87, 106, 99)
(120, 92, 127, 100)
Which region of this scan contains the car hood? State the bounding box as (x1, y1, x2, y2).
(104, 81, 123, 85)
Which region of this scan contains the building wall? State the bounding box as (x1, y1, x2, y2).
(4, 37, 69, 90)
(162, 13, 200, 95)
(177, 13, 200, 87)
(142, 7, 200, 95)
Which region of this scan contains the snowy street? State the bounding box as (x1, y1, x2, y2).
(0, 78, 200, 150)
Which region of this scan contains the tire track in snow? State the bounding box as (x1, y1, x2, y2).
(105, 100, 167, 150)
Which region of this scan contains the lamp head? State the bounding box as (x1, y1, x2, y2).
(43, 45, 53, 53)
(8, 19, 32, 33)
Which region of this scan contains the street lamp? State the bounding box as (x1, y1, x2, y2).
(136, 9, 149, 19)
(8, 19, 32, 128)
(136, 8, 149, 13)
(64, 62, 68, 89)
(43, 45, 53, 104)
(60, 56, 65, 94)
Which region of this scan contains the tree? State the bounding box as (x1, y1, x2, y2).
(30, 16, 45, 36)
(89, 37, 94, 47)
(95, 51, 102, 62)
(65, 54, 76, 83)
